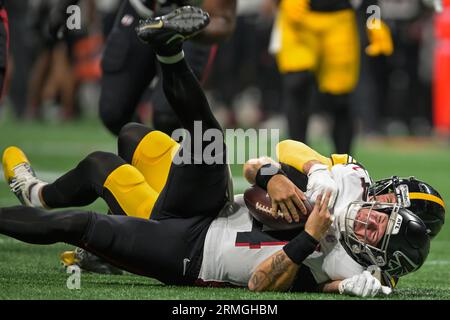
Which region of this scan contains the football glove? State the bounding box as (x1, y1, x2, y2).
(306, 164, 338, 209)
(339, 271, 392, 298)
(366, 20, 394, 57)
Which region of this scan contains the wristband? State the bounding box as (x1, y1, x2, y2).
(283, 231, 319, 265)
(255, 163, 286, 190)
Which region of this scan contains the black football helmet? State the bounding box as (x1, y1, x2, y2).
(368, 176, 445, 238)
(339, 201, 430, 287)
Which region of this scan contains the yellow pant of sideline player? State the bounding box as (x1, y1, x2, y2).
(276, 8, 360, 94)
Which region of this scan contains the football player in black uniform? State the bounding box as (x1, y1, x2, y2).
(3, 7, 229, 285)
(48, 0, 236, 135)
(1, 6, 441, 296)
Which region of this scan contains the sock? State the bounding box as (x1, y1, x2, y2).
(156, 50, 185, 65)
(154, 35, 184, 57)
(29, 182, 47, 208)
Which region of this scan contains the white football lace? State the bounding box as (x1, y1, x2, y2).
(9, 164, 39, 194)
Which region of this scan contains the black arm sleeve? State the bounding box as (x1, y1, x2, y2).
(280, 163, 308, 191)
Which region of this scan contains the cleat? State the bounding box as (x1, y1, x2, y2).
(2, 146, 47, 207)
(61, 248, 124, 275)
(136, 6, 210, 49)
(60, 250, 80, 266)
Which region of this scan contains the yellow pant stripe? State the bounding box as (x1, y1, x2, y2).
(104, 164, 158, 219)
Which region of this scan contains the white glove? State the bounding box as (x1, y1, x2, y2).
(306, 164, 338, 209)
(338, 271, 392, 298)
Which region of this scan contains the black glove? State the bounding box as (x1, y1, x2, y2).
(46, 0, 81, 41)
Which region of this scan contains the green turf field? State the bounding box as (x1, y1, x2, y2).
(0, 118, 449, 300)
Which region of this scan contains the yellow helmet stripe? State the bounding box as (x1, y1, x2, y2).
(409, 192, 446, 208)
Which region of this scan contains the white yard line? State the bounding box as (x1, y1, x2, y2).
(425, 260, 450, 266)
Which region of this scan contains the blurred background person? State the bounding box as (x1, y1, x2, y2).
(209, 0, 282, 129)
(0, 0, 447, 145)
(92, 0, 237, 136)
(26, 0, 102, 121)
(271, 0, 393, 154)
(358, 0, 436, 137)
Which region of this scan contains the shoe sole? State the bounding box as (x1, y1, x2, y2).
(137, 6, 210, 36)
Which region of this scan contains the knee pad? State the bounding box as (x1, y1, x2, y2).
(132, 131, 179, 193)
(104, 164, 158, 219)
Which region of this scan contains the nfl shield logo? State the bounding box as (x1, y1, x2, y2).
(121, 14, 134, 27)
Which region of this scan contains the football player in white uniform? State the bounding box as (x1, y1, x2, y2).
(196, 152, 425, 297)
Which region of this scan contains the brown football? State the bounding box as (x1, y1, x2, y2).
(243, 185, 313, 231)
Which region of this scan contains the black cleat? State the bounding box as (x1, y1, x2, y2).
(136, 6, 210, 54)
(61, 248, 124, 275)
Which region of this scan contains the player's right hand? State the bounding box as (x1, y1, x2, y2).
(267, 174, 307, 224)
(339, 271, 392, 298)
(304, 192, 333, 241)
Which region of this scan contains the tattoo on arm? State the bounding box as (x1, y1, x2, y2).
(270, 252, 290, 281)
(250, 251, 295, 291)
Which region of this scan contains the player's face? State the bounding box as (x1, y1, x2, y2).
(370, 193, 396, 204)
(353, 208, 389, 247)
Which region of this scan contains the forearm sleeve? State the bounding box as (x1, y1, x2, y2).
(276, 140, 332, 173)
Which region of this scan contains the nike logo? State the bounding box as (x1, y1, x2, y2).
(141, 20, 164, 30)
(167, 34, 186, 45)
(182, 258, 190, 276)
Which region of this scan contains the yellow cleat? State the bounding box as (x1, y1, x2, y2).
(60, 250, 80, 267)
(2, 146, 30, 182)
(2, 146, 46, 206)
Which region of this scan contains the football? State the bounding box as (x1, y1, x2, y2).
(243, 185, 313, 231)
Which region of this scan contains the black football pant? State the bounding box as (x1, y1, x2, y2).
(0, 57, 228, 284)
(283, 71, 354, 154)
(99, 0, 214, 135)
(42, 57, 227, 217)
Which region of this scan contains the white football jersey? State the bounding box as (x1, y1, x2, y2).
(197, 164, 372, 287)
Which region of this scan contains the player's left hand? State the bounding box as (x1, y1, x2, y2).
(366, 20, 394, 57)
(339, 271, 392, 298)
(267, 174, 308, 223)
(306, 164, 338, 209)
